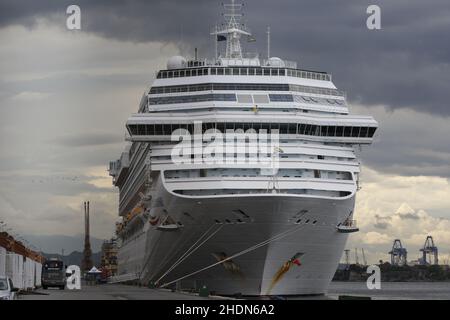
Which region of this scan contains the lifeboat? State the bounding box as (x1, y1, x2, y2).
(336, 219, 359, 233)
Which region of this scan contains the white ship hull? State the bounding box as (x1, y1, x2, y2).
(110, 2, 377, 296)
(117, 176, 353, 296)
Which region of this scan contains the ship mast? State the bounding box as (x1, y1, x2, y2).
(212, 0, 251, 59)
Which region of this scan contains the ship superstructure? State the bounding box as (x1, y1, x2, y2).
(109, 1, 377, 295)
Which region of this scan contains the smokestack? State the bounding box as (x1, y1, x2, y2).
(82, 201, 93, 271)
(87, 201, 90, 238)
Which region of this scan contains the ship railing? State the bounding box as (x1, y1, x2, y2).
(261, 59, 298, 69)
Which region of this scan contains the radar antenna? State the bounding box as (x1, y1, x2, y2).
(211, 0, 251, 59)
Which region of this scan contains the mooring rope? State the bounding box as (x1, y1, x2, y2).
(159, 222, 307, 288)
(154, 223, 224, 285)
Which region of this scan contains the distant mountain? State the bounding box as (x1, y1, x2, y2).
(24, 234, 105, 254)
(43, 251, 102, 268)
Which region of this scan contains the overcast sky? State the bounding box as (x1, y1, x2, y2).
(0, 0, 449, 262)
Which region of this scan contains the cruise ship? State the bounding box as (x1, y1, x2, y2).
(108, 1, 378, 296)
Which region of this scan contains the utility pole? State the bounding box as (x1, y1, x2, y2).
(81, 201, 93, 272)
(362, 248, 367, 266)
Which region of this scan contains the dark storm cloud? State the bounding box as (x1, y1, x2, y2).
(1, 0, 450, 116)
(358, 106, 450, 177)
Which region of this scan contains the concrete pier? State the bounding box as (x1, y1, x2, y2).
(18, 284, 222, 300)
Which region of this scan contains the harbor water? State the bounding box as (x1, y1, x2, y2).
(327, 281, 450, 300)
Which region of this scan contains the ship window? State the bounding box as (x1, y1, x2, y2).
(225, 68, 232, 75)
(248, 68, 256, 75)
(163, 125, 172, 135)
(321, 126, 328, 136)
(146, 124, 154, 135)
(217, 123, 225, 132)
(210, 68, 216, 75)
(271, 69, 279, 76)
(351, 127, 360, 137)
(368, 127, 376, 137)
(233, 68, 239, 75)
(344, 127, 352, 137)
(127, 125, 137, 135)
(279, 69, 286, 76)
(154, 125, 163, 135)
(298, 124, 306, 135)
(237, 94, 253, 104)
(328, 126, 336, 136)
(203, 68, 209, 75)
(280, 124, 288, 134)
(264, 68, 270, 76)
(360, 127, 369, 138)
(217, 68, 224, 75)
(261, 123, 270, 132)
(253, 94, 269, 104)
(288, 123, 297, 134)
(235, 123, 244, 130)
(302, 124, 310, 135)
(240, 68, 247, 75)
(269, 94, 294, 102)
(336, 126, 344, 137)
(255, 68, 263, 75)
(226, 123, 235, 130)
(271, 123, 280, 131)
(157, 72, 162, 79)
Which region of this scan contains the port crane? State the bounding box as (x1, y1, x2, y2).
(419, 236, 438, 265)
(389, 239, 407, 266)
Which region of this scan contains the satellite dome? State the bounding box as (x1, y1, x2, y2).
(167, 56, 187, 70)
(267, 57, 285, 67)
